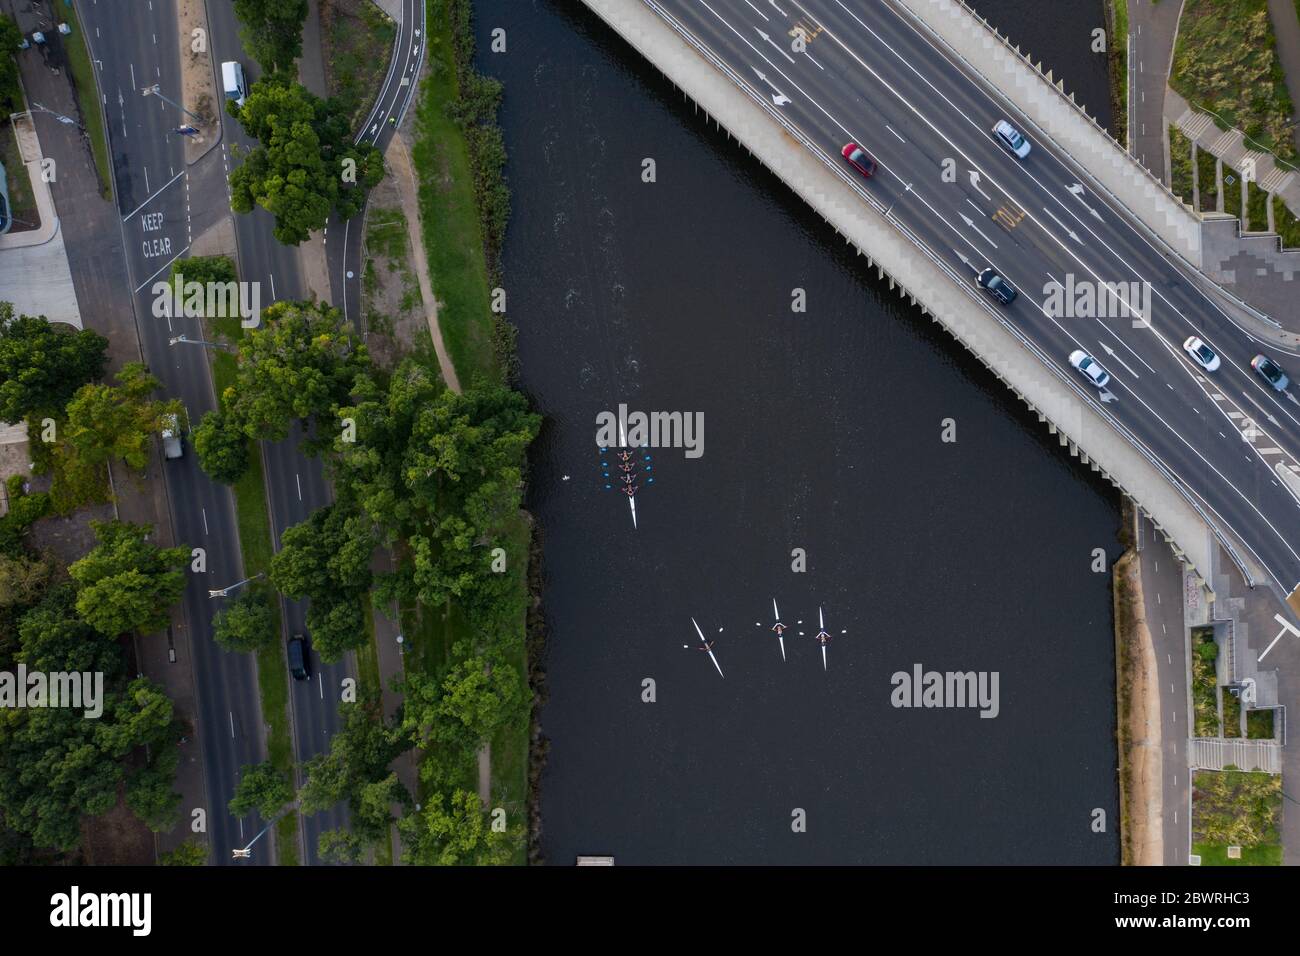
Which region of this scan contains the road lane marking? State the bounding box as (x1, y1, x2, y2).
(886, 124, 905, 142)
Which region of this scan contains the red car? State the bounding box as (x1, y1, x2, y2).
(841, 142, 877, 177)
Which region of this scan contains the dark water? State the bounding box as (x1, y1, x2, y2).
(478, 0, 1121, 864)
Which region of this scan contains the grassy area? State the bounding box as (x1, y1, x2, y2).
(1196, 146, 1219, 213)
(1191, 628, 1219, 737)
(1192, 768, 1283, 864)
(1276, 195, 1300, 248)
(1223, 686, 1242, 737)
(1170, 126, 1194, 203)
(1194, 841, 1284, 865)
(1225, 167, 1244, 222)
(1247, 708, 1275, 739)
(1247, 180, 1269, 231)
(1170, 0, 1297, 161)
(201, 271, 299, 866)
(60, 4, 112, 200)
(320, 0, 398, 129)
(0, 123, 36, 229)
(412, 0, 498, 380)
(1110, 0, 1129, 148)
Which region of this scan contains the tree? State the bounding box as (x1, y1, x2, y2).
(400, 644, 527, 753)
(0, 676, 179, 850)
(232, 0, 308, 75)
(223, 301, 368, 445)
(228, 80, 383, 243)
(160, 840, 209, 866)
(213, 589, 275, 652)
(299, 697, 408, 846)
(17, 583, 122, 678)
(398, 789, 517, 866)
(229, 761, 293, 819)
(0, 306, 109, 423)
(317, 828, 364, 865)
(193, 409, 251, 484)
(68, 520, 189, 636)
(0, 553, 51, 608)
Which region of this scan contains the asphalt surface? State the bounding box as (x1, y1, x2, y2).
(199, 0, 352, 865)
(76, 0, 269, 865)
(652, 0, 1300, 605)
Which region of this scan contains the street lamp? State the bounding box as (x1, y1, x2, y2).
(169, 334, 232, 351)
(208, 572, 265, 599)
(232, 818, 274, 860)
(29, 100, 83, 131)
(140, 84, 203, 123)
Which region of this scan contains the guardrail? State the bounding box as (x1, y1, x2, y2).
(637, 0, 1259, 588)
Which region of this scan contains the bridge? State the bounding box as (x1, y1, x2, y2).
(578, 0, 1300, 611)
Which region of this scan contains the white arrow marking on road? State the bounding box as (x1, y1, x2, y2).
(1041, 206, 1082, 243)
(1258, 614, 1300, 661)
(959, 213, 999, 250)
(752, 68, 791, 106)
(1098, 341, 1139, 378)
(1067, 182, 1104, 221)
(968, 169, 991, 200)
(756, 28, 796, 64)
(954, 249, 977, 273)
(1100, 389, 1118, 403)
(1240, 390, 1282, 427)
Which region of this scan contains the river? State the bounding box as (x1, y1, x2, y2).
(476, 0, 1122, 864)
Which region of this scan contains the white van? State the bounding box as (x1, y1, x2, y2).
(161, 413, 183, 460)
(221, 60, 247, 108)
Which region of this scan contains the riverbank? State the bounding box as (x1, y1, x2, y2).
(1112, 515, 1164, 866)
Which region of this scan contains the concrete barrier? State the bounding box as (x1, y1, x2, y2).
(578, 0, 1229, 586)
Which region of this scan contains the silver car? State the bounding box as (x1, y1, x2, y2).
(1069, 350, 1110, 388)
(993, 119, 1031, 159)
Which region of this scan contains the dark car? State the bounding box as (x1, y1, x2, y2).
(841, 142, 877, 178)
(1251, 354, 1290, 392)
(287, 634, 310, 681)
(976, 267, 1017, 305)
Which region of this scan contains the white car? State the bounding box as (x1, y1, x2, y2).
(1069, 350, 1111, 388)
(1182, 336, 1221, 372)
(161, 413, 183, 460)
(993, 119, 1031, 159)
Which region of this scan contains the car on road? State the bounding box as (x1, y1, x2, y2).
(287, 634, 310, 681)
(993, 119, 1031, 159)
(160, 413, 183, 460)
(1182, 336, 1221, 372)
(1069, 349, 1111, 388)
(976, 267, 1017, 305)
(221, 60, 248, 108)
(1251, 354, 1290, 392)
(841, 142, 878, 178)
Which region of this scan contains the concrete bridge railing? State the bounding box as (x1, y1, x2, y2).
(578, 0, 1245, 589)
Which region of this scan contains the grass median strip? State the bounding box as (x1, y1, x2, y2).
(62, 5, 112, 200)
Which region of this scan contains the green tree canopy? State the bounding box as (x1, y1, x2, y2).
(212, 589, 276, 653)
(222, 301, 368, 446)
(68, 520, 189, 636)
(399, 643, 527, 753)
(228, 79, 383, 243)
(232, 0, 308, 74)
(229, 761, 294, 819)
(0, 306, 109, 424)
(193, 409, 251, 484)
(398, 789, 517, 866)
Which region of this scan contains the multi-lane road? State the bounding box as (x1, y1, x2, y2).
(77, 0, 425, 864)
(78, 0, 269, 865)
(650, 0, 1300, 605)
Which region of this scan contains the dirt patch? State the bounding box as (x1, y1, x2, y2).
(359, 180, 425, 370)
(178, 0, 221, 164)
(80, 779, 155, 865)
(1113, 545, 1164, 866)
(27, 498, 114, 568)
(320, 0, 398, 129)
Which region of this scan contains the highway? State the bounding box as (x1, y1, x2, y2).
(650, 0, 1300, 602)
(77, 0, 269, 865)
(200, 2, 350, 865)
